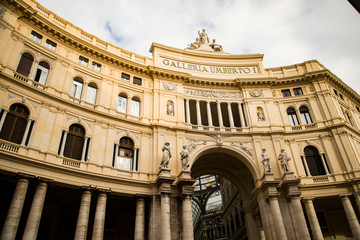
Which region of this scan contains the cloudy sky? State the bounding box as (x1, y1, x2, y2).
(36, 0, 360, 94)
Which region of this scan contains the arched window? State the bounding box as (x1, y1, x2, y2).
(300, 106, 312, 124)
(0, 104, 31, 144)
(287, 107, 299, 126)
(130, 97, 140, 117)
(85, 82, 97, 104)
(34, 61, 50, 85)
(70, 77, 84, 99)
(117, 93, 127, 113)
(16, 52, 34, 77)
(63, 124, 85, 160)
(304, 146, 326, 176)
(113, 137, 138, 171)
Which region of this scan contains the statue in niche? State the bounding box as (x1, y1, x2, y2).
(180, 145, 190, 170)
(278, 148, 291, 172)
(160, 142, 172, 169)
(257, 108, 265, 122)
(167, 101, 174, 116)
(261, 148, 271, 173)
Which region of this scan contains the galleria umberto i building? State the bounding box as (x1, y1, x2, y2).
(1, 1, 360, 240)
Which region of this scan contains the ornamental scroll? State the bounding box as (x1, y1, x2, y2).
(184, 88, 242, 99)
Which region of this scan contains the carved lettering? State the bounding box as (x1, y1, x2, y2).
(160, 57, 258, 75)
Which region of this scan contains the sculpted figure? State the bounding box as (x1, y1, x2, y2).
(189, 38, 201, 49)
(180, 145, 190, 170)
(160, 142, 172, 168)
(278, 148, 291, 172)
(257, 109, 265, 121)
(209, 39, 223, 52)
(198, 29, 209, 45)
(167, 101, 174, 116)
(261, 148, 271, 173)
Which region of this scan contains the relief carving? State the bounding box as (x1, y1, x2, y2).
(230, 142, 254, 158)
(163, 82, 177, 91)
(187, 140, 207, 153)
(249, 90, 263, 97)
(184, 88, 241, 99)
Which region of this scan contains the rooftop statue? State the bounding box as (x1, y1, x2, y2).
(187, 29, 223, 52)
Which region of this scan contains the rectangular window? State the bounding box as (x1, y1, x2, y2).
(45, 39, 57, 51)
(133, 77, 142, 86)
(333, 89, 338, 96)
(34, 65, 49, 85)
(121, 73, 130, 82)
(91, 62, 101, 72)
(85, 85, 97, 104)
(70, 81, 83, 99)
(130, 99, 140, 117)
(293, 87, 303, 96)
(339, 93, 344, 100)
(78, 56, 89, 67)
(281, 89, 291, 97)
(117, 96, 127, 113)
(30, 31, 42, 43)
(356, 106, 360, 113)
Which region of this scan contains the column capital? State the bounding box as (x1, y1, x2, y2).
(339, 193, 352, 198)
(16, 172, 35, 180)
(303, 197, 315, 202)
(35, 176, 54, 184)
(80, 185, 97, 192)
(97, 188, 112, 194)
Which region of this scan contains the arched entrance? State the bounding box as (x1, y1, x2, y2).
(190, 148, 260, 240)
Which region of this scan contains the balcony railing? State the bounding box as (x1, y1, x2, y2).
(13, 73, 46, 89)
(0, 139, 19, 153)
(62, 158, 81, 168)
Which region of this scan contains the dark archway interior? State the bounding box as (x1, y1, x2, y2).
(190, 150, 255, 240)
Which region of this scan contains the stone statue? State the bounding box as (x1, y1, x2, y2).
(198, 29, 209, 45)
(189, 38, 201, 49)
(180, 145, 190, 170)
(257, 109, 265, 121)
(167, 101, 174, 116)
(186, 29, 223, 52)
(278, 148, 291, 172)
(160, 142, 172, 169)
(209, 39, 223, 52)
(261, 148, 271, 173)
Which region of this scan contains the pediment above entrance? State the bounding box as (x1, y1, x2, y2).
(150, 42, 266, 80)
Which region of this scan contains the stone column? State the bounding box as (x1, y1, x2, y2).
(290, 197, 311, 240)
(59, 131, 68, 156)
(238, 103, 246, 127)
(303, 198, 323, 240)
(206, 101, 213, 127)
(340, 194, 360, 240)
(22, 180, 49, 240)
(320, 154, 329, 175)
(302, 156, 311, 176)
(268, 196, 287, 240)
(160, 193, 171, 240)
(0, 177, 30, 240)
(255, 215, 266, 240)
(134, 197, 146, 240)
(74, 187, 92, 240)
(81, 137, 88, 161)
(185, 99, 190, 124)
(195, 100, 202, 126)
(21, 119, 32, 146)
(227, 102, 235, 128)
(92, 190, 109, 240)
(216, 101, 223, 127)
(354, 192, 360, 216)
(0, 109, 8, 132)
(182, 195, 194, 240)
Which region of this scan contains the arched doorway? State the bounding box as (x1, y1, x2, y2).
(190, 148, 258, 240)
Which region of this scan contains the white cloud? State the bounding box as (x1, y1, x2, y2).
(37, 0, 360, 94)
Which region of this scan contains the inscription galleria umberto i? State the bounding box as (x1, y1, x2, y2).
(0, 1, 360, 240)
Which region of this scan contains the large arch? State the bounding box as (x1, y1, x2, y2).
(190, 146, 257, 200)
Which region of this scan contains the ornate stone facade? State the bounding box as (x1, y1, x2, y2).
(0, 0, 360, 239)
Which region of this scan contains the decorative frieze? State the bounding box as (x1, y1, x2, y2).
(162, 82, 177, 91)
(249, 90, 263, 97)
(187, 140, 207, 153)
(184, 88, 242, 99)
(231, 142, 254, 158)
